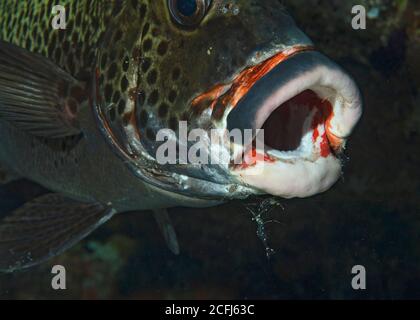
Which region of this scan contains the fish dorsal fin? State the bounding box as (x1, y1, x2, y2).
(0, 193, 116, 272)
(0, 40, 84, 138)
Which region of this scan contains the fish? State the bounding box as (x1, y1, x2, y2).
(0, 0, 362, 271)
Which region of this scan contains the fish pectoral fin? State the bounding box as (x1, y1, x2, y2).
(0, 193, 116, 272)
(153, 209, 180, 255)
(0, 40, 85, 138)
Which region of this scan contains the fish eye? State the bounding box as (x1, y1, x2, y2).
(168, 0, 211, 27)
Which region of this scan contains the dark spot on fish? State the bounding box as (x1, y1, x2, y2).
(131, 0, 138, 9)
(118, 100, 126, 115)
(121, 76, 129, 92)
(47, 0, 53, 12)
(113, 91, 121, 104)
(28, 8, 34, 23)
(67, 18, 74, 32)
(141, 58, 151, 73)
(157, 41, 169, 56)
(139, 109, 149, 128)
(54, 47, 62, 62)
(181, 112, 190, 122)
(109, 49, 117, 61)
(137, 91, 146, 106)
(147, 69, 158, 85)
(50, 32, 57, 51)
(63, 40, 70, 52)
(109, 107, 116, 122)
(168, 90, 178, 103)
(148, 90, 159, 106)
(26, 38, 32, 51)
(140, 4, 147, 19)
(87, 52, 95, 67)
(152, 28, 161, 37)
(105, 84, 113, 101)
(22, 22, 28, 34)
(58, 29, 65, 42)
(108, 63, 118, 79)
(169, 116, 179, 131)
(35, 33, 41, 49)
(142, 23, 150, 36)
(68, 54, 75, 75)
(172, 67, 181, 81)
(30, 22, 38, 39)
(84, 30, 90, 44)
(112, 2, 123, 15)
(143, 38, 153, 52)
(114, 29, 123, 43)
(76, 11, 82, 26)
(158, 103, 170, 118)
(75, 44, 82, 59)
(123, 56, 130, 72)
(71, 32, 79, 46)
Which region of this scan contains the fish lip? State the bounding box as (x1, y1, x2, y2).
(191, 45, 314, 118)
(227, 50, 363, 155)
(225, 50, 363, 198)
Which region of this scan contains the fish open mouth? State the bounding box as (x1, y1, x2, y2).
(262, 89, 334, 156)
(227, 50, 363, 198)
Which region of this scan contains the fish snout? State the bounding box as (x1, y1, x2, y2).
(226, 50, 363, 198)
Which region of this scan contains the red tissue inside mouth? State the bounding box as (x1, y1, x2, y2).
(262, 89, 334, 158)
(235, 90, 335, 171)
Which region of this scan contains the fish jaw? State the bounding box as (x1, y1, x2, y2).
(222, 50, 363, 198)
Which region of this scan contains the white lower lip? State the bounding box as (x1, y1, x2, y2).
(234, 154, 341, 198)
(231, 53, 362, 198)
(233, 116, 343, 198)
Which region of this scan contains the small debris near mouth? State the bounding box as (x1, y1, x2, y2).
(244, 197, 284, 259)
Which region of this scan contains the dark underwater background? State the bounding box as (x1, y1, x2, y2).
(0, 0, 419, 299)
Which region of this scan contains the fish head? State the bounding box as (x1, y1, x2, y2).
(93, 0, 362, 201)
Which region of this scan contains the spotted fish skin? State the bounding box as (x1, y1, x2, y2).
(0, 0, 221, 211)
(0, 1, 117, 77)
(0, 0, 313, 208)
